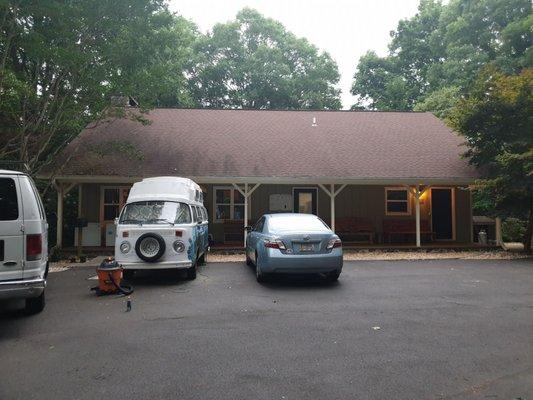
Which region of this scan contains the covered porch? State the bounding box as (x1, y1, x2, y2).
(52, 176, 477, 250)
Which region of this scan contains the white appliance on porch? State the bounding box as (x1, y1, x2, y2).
(105, 223, 116, 247)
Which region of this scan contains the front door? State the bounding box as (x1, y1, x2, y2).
(293, 188, 317, 215)
(431, 188, 454, 240)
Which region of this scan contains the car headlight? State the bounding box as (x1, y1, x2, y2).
(173, 240, 185, 253)
(120, 241, 131, 254)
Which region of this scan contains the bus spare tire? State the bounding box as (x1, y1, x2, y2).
(135, 233, 166, 262)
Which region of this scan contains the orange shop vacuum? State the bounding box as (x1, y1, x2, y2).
(91, 258, 133, 296)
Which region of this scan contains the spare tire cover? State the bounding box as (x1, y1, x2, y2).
(135, 233, 166, 262)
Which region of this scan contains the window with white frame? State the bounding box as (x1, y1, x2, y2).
(385, 187, 411, 215)
(213, 187, 245, 222)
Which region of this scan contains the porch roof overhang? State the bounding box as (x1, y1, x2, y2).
(44, 174, 477, 186)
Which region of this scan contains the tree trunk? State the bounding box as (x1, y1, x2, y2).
(523, 210, 533, 254)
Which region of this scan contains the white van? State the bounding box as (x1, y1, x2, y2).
(0, 170, 48, 314)
(115, 177, 209, 280)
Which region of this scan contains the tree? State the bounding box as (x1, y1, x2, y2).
(351, 0, 532, 115)
(189, 8, 341, 109)
(448, 67, 533, 252)
(0, 0, 198, 175)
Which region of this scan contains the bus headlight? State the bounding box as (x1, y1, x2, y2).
(173, 240, 185, 253)
(120, 241, 131, 254)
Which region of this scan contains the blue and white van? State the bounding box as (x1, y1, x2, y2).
(114, 177, 209, 280)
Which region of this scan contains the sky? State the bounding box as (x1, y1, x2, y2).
(168, 0, 421, 109)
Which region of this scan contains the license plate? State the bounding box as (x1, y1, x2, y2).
(300, 243, 313, 252)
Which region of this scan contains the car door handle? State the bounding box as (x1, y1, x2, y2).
(3, 261, 17, 266)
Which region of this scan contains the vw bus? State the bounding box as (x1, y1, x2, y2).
(114, 177, 209, 280)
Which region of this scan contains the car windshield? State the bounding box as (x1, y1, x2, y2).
(120, 201, 191, 224)
(268, 215, 329, 232)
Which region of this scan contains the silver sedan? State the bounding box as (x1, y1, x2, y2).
(245, 213, 343, 282)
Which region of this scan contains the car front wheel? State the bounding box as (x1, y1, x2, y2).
(325, 270, 341, 282)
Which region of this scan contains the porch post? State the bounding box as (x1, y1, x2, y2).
(56, 183, 64, 249)
(318, 184, 347, 233)
(233, 183, 261, 246)
(244, 183, 248, 245)
(330, 184, 335, 232)
(415, 185, 421, 248)
(495, 217, 502, 246)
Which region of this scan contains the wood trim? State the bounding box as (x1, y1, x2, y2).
(47, 175, 477, 186)
(385, 187, 411, 216)
(212, 186, 245, 223)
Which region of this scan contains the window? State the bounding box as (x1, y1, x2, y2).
(254, 217, 265, 233)
(214, 187, 245, 222)
(0, 178, 19, 221)
(101, 187, 130, 221)
(385, 188, 410, 215)
(268, 215, 329, 232)
(120, 201, 191, 224)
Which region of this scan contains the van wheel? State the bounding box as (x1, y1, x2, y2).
(197, 251, 206, 266)
(186, 258, 197, 280)
(25, 291, 45, 315)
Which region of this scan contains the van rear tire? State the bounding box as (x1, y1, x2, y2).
(186, 258, 197, 280)
(197, 251, 206, 266)
(24, 291, 45, 315)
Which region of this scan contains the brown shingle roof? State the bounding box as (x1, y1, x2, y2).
(48, 109, 478, 183)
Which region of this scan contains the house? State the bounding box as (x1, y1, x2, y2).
(41, 108, 479, 249)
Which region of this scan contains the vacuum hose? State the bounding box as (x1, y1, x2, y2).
(108, 271, 134, 296)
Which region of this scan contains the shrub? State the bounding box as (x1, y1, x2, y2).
(502, 218, 526, 242)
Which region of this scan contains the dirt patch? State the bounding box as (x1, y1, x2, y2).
(207, 249, 530, 263)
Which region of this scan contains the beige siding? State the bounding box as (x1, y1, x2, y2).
(80, 183, 102, 223)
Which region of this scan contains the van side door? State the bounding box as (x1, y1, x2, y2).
(0, 176, 24, 281)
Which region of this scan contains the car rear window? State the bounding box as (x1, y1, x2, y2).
(0, 177, 19, 221)
(268, 215, 329, 232)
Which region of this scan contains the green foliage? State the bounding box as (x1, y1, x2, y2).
(189, 8, 341, 109)
(502, 217, 527, 242)
(413, 86, 462, 118)
(448, 67, 533, 250)
(0, 0, 198, 174)
(351, 0, 532, 114)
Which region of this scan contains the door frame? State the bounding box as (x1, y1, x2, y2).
(430, 187, 456, 241)
(292, 187, 318, 215)
(99, 186, 131, 244)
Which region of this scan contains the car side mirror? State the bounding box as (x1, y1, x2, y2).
(244, 226, 252, 232)
(114, 217, 119, 226)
